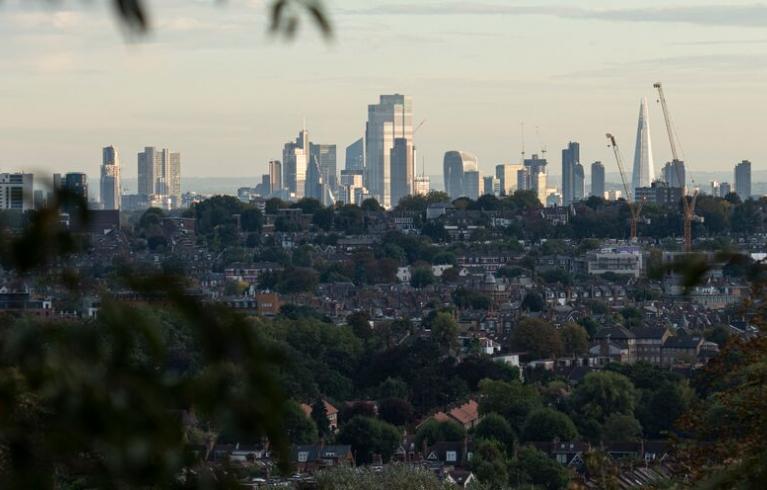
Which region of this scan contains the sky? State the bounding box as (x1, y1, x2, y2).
(1, 0, 766, 185)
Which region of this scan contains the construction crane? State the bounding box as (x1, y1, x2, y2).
(414, 119, 426, 135)
(606, 133, 643, 241)
(654, 82, 699, 252)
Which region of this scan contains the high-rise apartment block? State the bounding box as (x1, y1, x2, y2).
(591, 161, 605, 198)
(0, 173, 33, 210)
(663, 160, 686, 189)
(137, 147, 181, 208)
(100, 145, 121, 210)
(561, 142, 580, 205)
(365, 94, 413, 208)
(269, 160, 282, 194)
(735, 160, 752, 200)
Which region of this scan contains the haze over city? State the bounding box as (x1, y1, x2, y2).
(1, 0, 765, 180)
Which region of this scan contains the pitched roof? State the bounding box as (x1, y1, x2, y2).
(448, 400, 480, 426)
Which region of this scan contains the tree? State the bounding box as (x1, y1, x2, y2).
(430, 312, 459, 354)
(560, 322, 589, 355)
(521, 291, 545, 312)
(414, 419, 466, 449)
(283, 401, 319, 444)
(336, 416, 402, 465)
(521, 408, 578, 442)
(410, 267, 436, 289)
(573, 371, 638, 422)
(311, 400, 331, 437)
(510, 318, 563, 359)
(470, 439, 509, 488)
(378, 398, 414, 427)
(478, 379, 542, 433)
(316, 464, 453, 490)
(602, 414, 642, 442)
(473, 413, 515, 453)
(511, 447, 569, 490)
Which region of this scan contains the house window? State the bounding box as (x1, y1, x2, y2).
(298, 451, 309, 463)
(557, 454, 568, 464)
(446, 451, 457, 462)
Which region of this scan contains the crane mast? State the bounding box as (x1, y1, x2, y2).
(653, 82, 697, 252)
(606, 133, 643, 241)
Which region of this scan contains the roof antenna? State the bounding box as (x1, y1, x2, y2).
(520, 122, 526, 163)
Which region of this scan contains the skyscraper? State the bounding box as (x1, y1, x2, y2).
(574, 163, 585, 202)
(591, 161, 605, 198)
(735, 160, 752, 199)
(269, 160, 282, 194)
(414, 175, 430, 195)
(345, 138, 364, 171)
(663, 160, 686, 189)
(0, 173, 33, 211)
(283, 130, 309, 199)
(464, 170, 480, 200)
(390, 138, 414, 206)
(561, 142, 580, 205)
(495, 163, 523, 196)
(483, 176, 500, 196)
(443, 151, 479, 199)
(305, 154, 324, 202)
(632, 98, 655, 193)
(720, 182, 732, 197)
(365, 94, 413, 208)
(524, 154, 547, 204)
(62, 172, 88, 215)
(137, 147, 181, 207)
(100, 145, 121, 210)
(310, 143, 338, 191)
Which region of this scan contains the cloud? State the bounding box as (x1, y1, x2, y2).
(344, 3, 767, 28)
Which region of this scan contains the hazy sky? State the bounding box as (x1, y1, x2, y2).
(1, 0, 765, 184)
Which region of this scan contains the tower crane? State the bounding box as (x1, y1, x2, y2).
(606, 133, 643, 242)
(653, 82, 699, 252)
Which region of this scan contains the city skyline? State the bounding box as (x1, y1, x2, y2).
(1, 1, 765, 181)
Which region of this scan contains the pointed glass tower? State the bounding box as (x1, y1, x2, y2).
(631, 97, 655, 195)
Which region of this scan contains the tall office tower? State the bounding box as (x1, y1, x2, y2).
(464, 170, 480, 200)
(561, 142, 580, 205)
(365, 94, 413, 208)
(310, 143, 338, 191)
(483, 176, 500, 196)
(632, 98, 655, 193)
(573, 163, 585, 202)
(524, 154, 548, 202)
(345, 138, 365, 171)
(0, 173, 33, 210)
(269, 160, 282, 194)
(535, 170, 548, 205)
(283, 130, 309, 199)
(735, 160, 752, 199)
(443, 151, 479, 199)
(305, 154, 325, 202)
(495, 163, 523, 195)
(591, 161, 605, 198)
(710, 180, 720, 197)
(517, 167, 530, 191)
(390, 138, 414, 206)
(663, 160, 686, 189)
(261, 175, 271, 196)
(340, 169, 365, 205)
(414, 175, 430, 195)
(100, 145, 121, 210)
(720, 182, 732, 197)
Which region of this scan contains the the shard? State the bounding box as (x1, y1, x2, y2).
(631, 97, 655, 194)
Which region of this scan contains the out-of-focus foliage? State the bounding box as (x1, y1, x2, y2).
(315, 463, 455, 490)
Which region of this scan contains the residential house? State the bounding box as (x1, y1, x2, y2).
(292, 444, 354, 473)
